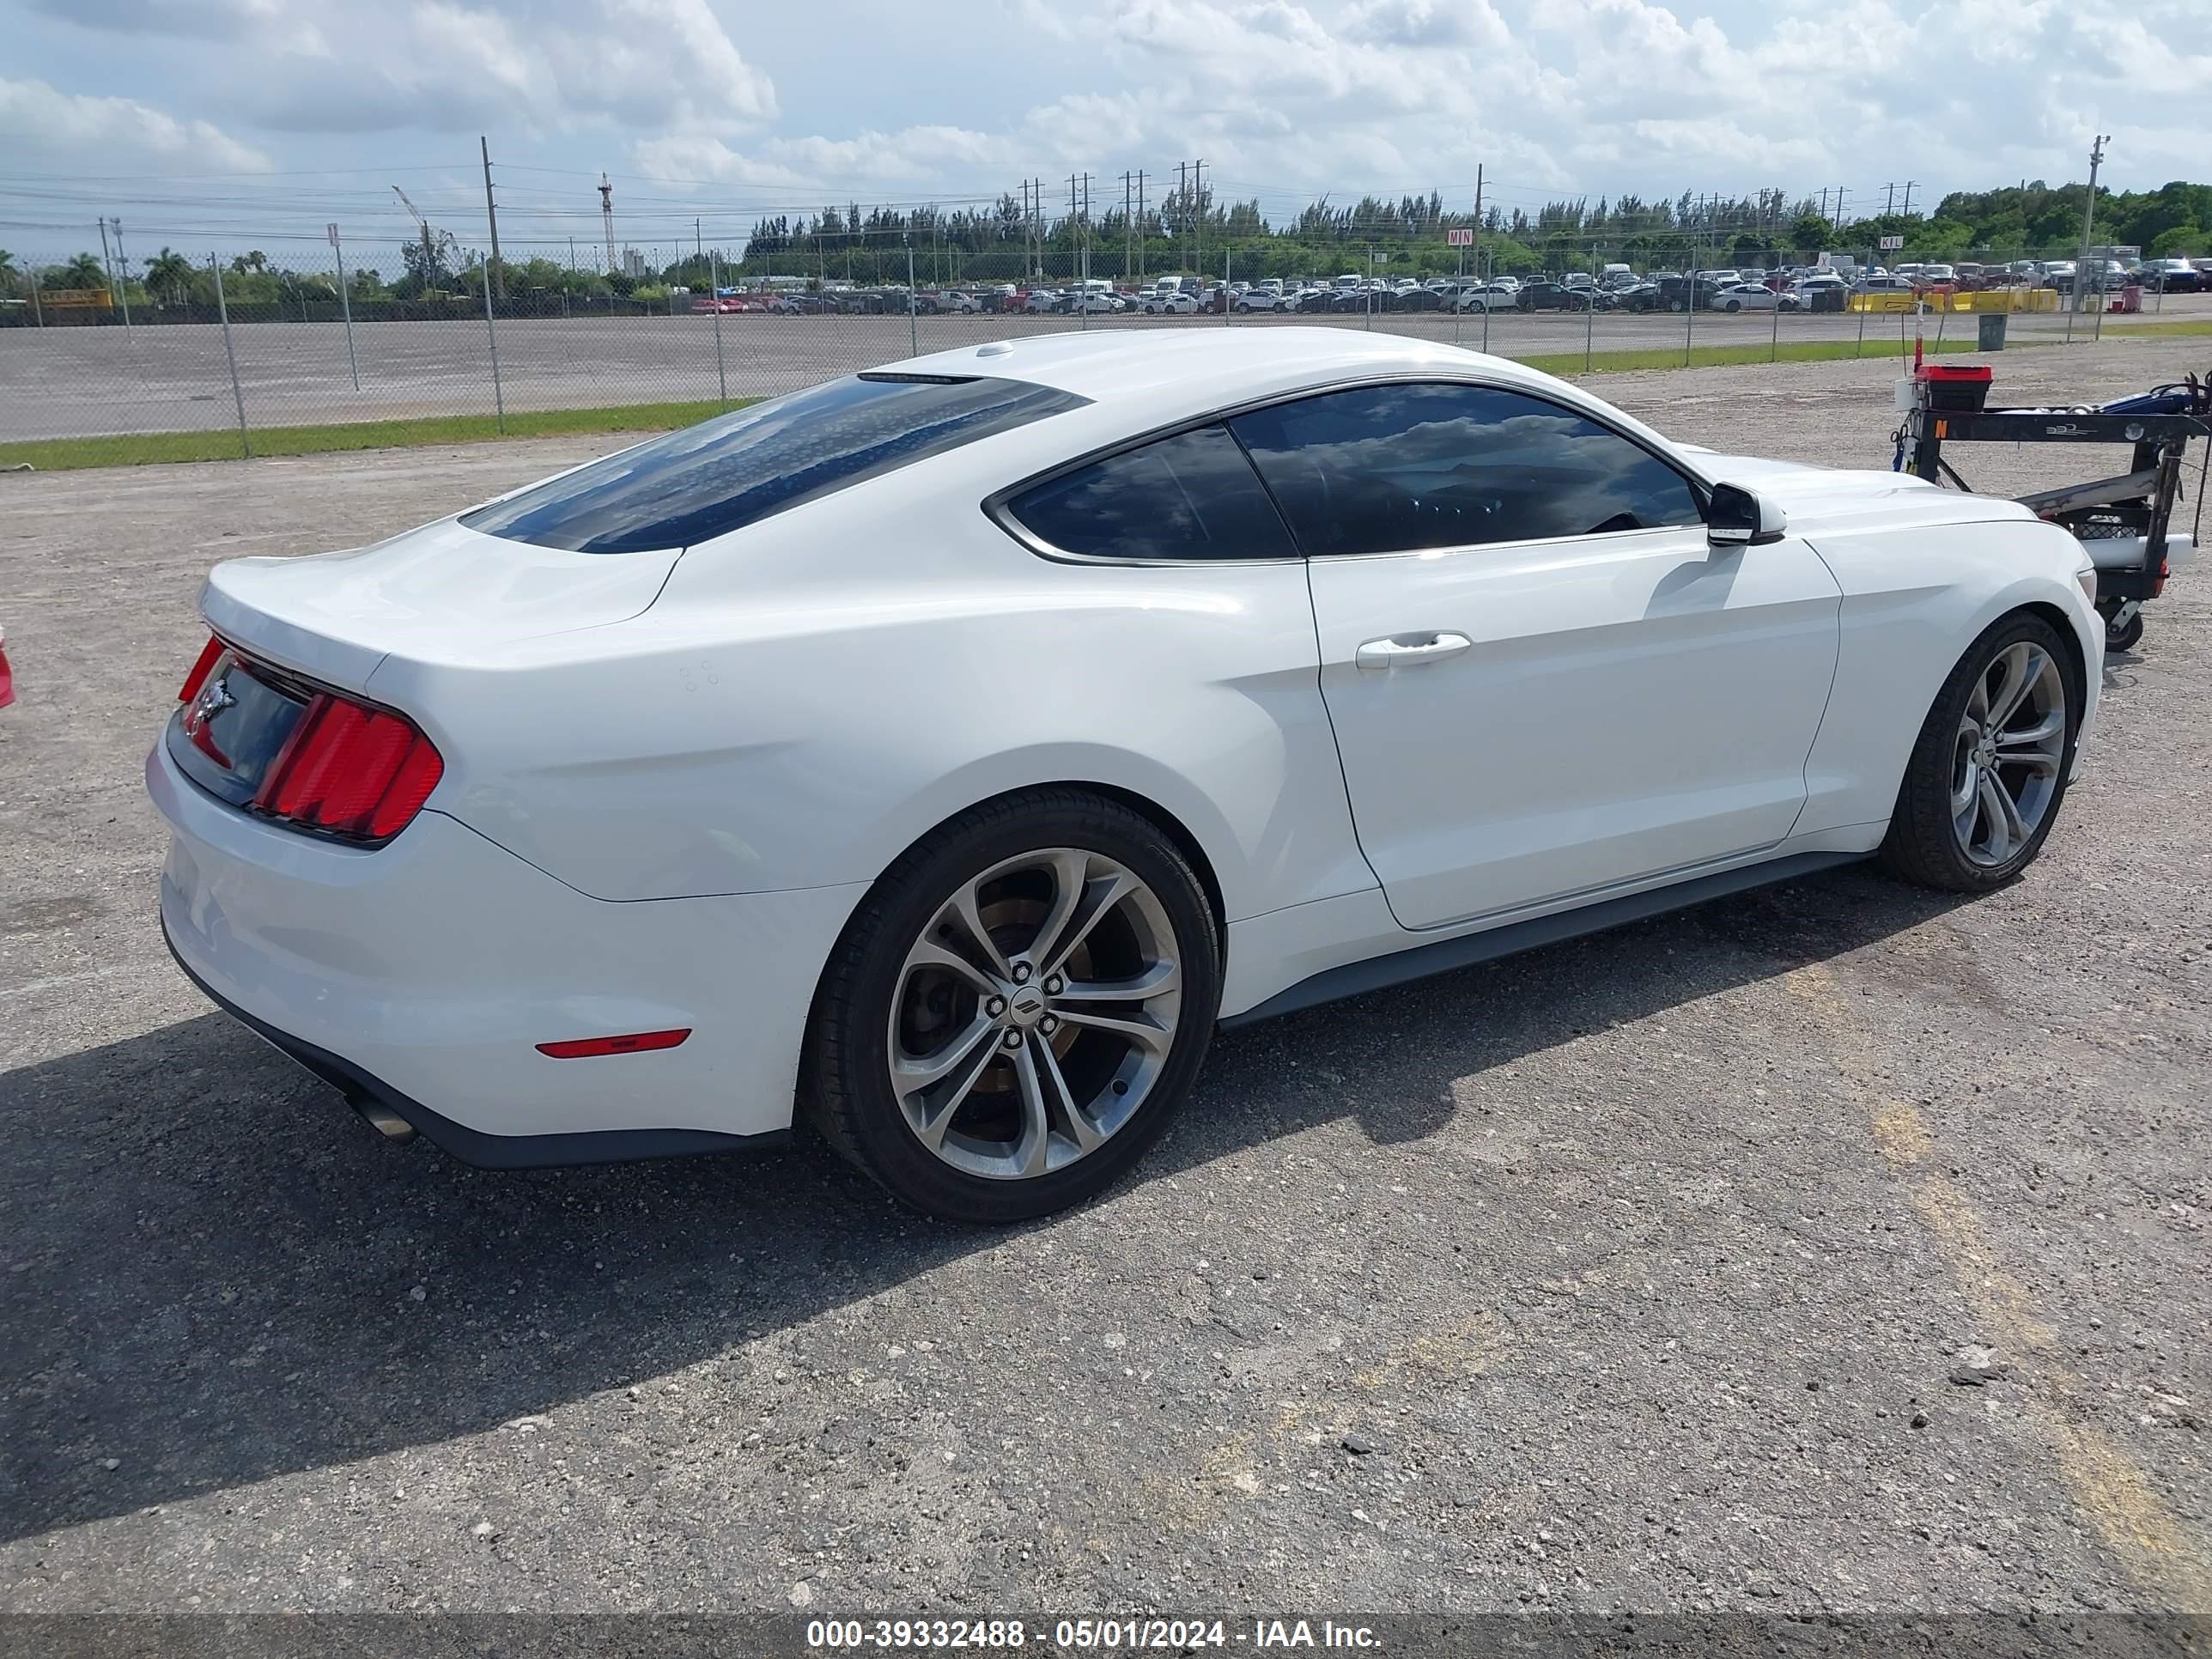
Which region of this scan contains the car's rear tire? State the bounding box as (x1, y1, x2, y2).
(1724, 299, 1742, 312)
(805, 789, 1221, 1224)
(1877, 611, 2081, 893)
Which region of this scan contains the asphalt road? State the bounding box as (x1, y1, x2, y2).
(5, 294, 2209, 441)
(1, 337, 2207, 1630)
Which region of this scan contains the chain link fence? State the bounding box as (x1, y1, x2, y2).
(3, 239, 2203, 465)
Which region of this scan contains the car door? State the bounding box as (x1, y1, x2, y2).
(1230, 380, 1843, 932)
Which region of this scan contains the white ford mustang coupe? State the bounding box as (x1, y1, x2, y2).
(150, 330, 2100, 1222)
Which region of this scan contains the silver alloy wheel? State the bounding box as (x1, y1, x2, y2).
(1951, 640, 2067, 867)
(888, 848, 1182, 1182)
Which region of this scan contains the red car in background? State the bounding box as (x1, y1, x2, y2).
(1, 624, 14, 709)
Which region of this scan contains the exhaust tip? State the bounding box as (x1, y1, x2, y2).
(351, 1097, 419, 1143)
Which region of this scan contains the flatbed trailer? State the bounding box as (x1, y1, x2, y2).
(1900, 392, 2207, 652)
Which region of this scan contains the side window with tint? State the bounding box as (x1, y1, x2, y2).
(1228, 383, 1705, 556)
(1003, 424, 1295, 562)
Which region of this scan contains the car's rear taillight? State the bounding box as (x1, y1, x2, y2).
(178, 634, 226, 703)
(254, 691, 444, 840)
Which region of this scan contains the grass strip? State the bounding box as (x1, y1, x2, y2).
(0, 399, 748, 471)
(7, 322, 2182, 471)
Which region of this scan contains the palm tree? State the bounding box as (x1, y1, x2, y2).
(0, 249, 17, 294)
(46, 252, 108, 291)
(144, 247, 197, 306)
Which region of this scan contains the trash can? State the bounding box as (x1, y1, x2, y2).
(1978, 312, 2008, 352)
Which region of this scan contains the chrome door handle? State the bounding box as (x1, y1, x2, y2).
(1355, 631, 1474, 672)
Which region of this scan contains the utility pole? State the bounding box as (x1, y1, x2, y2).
(599, 173, 617, 276)
(1123, 171, 1133, 280)
(1473, 161, 1483, 245)
(96, 216, 117, 318)
(1193, 158, 1206, 282)
(1899, 180, 1915, 219)
(1819, 187, 1828, 223)
(1884, 182, 1896, 216)
(108, 216, 131, 328)
(1136, 169, 1146, 284)
(2071, 133, 2110, 334)
(1177, 161, 1188, 276)
(1835, 188, 1847, 229)
(480, 136, 503, 297)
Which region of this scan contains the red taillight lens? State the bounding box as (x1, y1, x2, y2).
(254, 690, 444, 842)
(178, 635, 226, 703)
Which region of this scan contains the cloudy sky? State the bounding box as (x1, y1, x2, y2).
(3, 0, 2207, 264)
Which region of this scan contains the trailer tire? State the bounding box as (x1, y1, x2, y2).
(2104, 606, 2144, 652)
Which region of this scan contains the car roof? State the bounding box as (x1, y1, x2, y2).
(878, 327, 1683, 469)
(894, 326, 1571, 406)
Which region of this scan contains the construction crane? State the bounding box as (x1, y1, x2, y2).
(392, 185, 458, 293)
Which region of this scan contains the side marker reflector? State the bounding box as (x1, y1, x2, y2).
(535, 1029, 692, 1060)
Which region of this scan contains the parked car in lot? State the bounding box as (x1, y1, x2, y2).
(1142, 289, 1200, 314)
(915, 289, 981, 315)
(149, 327, 2104, 1223)
(1232, 288, 1291, 313)
(1451, 282, 1519, 313)
(2146, 258, 2203, 293)
(1516, 281, 1596, 311)
(1710, 282, 1801, 313)
(1061, 285, 1124, 314)
(1023, 288, 1063, 314)
(1611, 282, 1664, 312)
(1656, 276, 1728, 312)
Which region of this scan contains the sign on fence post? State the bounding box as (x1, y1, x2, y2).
(329, 223, 360, 393)
(1880, 234, 1905, 252)
(1452, 241, 1464, 344)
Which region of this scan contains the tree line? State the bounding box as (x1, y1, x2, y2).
(5, 178, 2203, 308)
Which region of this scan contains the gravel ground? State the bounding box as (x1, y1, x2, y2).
(1, 335, 2207, 1631)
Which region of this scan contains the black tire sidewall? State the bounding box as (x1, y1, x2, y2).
(1900, 612, 2084, 889)
(816, 799, 1221, 1224)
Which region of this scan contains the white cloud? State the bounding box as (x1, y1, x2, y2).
(0, 76, 270, 172)
(37, 0, 777, 139)
(5, 0, 2209, 232)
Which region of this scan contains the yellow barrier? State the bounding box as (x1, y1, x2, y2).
(1847, 287, 2059, 314)
(36, 288, 113, 310)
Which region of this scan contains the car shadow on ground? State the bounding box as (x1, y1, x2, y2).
(1, 862, 1966, 1543)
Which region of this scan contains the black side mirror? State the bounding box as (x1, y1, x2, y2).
(1707, 482, 1787, 548)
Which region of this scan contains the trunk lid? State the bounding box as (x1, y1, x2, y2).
(200, 518, 680, 696)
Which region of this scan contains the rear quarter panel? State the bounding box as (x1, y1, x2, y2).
(369, 439, 1374, 921)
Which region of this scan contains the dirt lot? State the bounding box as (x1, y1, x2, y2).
(1, 336, 2208, 1632)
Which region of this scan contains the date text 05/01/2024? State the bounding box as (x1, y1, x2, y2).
(805, 1618, 1382, 1649)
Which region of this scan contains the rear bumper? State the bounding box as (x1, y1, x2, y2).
(149, 736, 867, 1161)
(161, 917, 785, 1167)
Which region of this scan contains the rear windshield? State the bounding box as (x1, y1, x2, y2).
(460, 373, 1087, 554)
